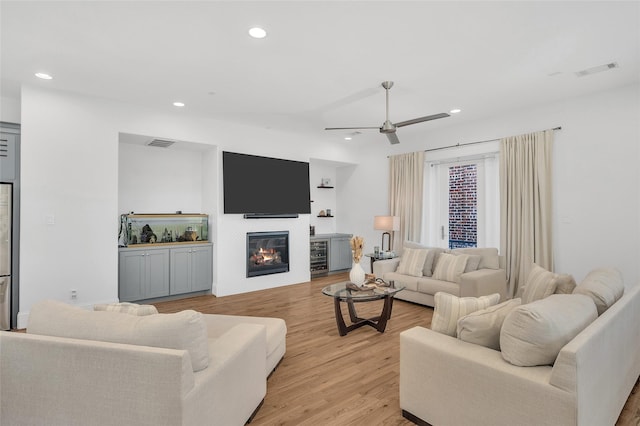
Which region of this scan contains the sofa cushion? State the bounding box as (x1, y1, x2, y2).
(432, 253, 469, 283)
(93, 302, 158, 316)
(396, 247, 429, 277)
(28, 300, 209, 372)
(383, 272, 420, 292)
(573, 267, 624, 315)
(457, 298, 521, 350)
(431, 292, 501, 337)
(521, 264, 558, 304)
(403, 241, 443, 277)
(554, 273, 577, 295)
(416, 278, 460, 298)
(451, 247, 500, 270)
(500, 294, 597, 366)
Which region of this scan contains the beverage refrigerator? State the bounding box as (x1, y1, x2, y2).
(0, 183, 11, 330)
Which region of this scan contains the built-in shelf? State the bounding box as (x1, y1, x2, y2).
(317, 215, 334, 218)
(317, 185, 334, 189)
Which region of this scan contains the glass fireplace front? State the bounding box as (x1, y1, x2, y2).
(246, 231, 290, 278)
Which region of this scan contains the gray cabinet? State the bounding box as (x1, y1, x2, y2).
(330, 236, 352, 271)
(170, 244, 213, 295)
(0, 132, 18, 181)
(119, 248, 170, 302)
(119, 243, 212, 302)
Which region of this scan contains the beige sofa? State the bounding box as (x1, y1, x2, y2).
(0, 300, 287, 426)
(373, 242, 507, 306)
(400, 268, 640, 426)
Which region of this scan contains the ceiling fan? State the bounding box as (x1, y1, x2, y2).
(325, 81, 450, 144)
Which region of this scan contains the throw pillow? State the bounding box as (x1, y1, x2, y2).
(431, 292, 501, 337)
(451, 247, 500, 270)
(500, 294, 597, 367)
(432, 253, 469, 283)
(573, 267, 624, 315)
(521, 263, 558, 304)
(94, 302, 158, 316)
(402, 241, 442, 277)
(28, 300, 209, 372)
(396, 247, 429, 277)
(554, 274, 577, 295)
(457, 298, 521, 350)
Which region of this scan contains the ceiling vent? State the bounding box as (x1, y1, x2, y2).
(575, 62, 619, 77)
(147, 139, 175, 148)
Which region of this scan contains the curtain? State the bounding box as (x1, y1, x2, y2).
(500, 130, 553, 298)
(389, 151, 424, 251)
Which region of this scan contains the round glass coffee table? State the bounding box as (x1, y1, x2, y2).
(321, 282, 405, 336)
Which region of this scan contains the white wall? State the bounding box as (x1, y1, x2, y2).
(18, 86, 360, 325)
(0, 96, 21, 124)
(343, 83, 640, 286)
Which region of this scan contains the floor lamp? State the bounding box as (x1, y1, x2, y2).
(374, 216, 400, 252)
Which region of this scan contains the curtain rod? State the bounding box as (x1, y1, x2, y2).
(423, 126, 562, 153)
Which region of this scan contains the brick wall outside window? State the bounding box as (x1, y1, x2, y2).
(448, 164, 477, 249)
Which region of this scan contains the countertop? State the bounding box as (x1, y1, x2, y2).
(310, 233, 352, 240)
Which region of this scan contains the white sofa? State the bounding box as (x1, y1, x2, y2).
(0, 300, 287, 426)
(373, 242, 507, 306)
(400, 269, 640, 426)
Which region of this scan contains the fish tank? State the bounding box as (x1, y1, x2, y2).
(119, 214, 209, 246)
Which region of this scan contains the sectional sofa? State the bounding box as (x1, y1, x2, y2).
(0, 300, 287, 426)
(373, 241, 508, 306)
(400, 267, 640, 426)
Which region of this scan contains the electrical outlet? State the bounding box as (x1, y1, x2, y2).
(70, 289, 78, 301)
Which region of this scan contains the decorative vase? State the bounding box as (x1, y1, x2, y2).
(349, 261, 366, 287)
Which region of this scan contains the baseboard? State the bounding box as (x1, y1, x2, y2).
(402, 410, 432, 426)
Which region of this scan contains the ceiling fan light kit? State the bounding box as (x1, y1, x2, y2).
(325, 80, 450, 144)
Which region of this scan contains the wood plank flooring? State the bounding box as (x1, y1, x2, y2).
(153, 273, 640, 426)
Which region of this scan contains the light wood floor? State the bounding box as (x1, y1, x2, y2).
(153, 273, 640, 426)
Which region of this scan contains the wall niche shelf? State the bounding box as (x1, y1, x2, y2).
(317, 215, 334, 218)
(317, 185, 334, 189)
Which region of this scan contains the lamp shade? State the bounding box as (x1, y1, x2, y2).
(374, 215, 400, 231)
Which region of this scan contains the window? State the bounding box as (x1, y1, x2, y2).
(423, 143, 500, 249)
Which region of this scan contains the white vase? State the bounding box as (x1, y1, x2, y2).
(349, 261, 366, 286)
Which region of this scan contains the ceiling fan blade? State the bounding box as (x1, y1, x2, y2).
(386, 132, 400, 145)
(324, 126, 380, 130)
(394, 112, 450, 128)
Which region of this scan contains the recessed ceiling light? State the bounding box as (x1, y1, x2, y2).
(249, 27, 267, 39)
(35, 72, 53, 80)
(173, 102, 185, 107)
(344, 137, 352, 141)
(450, 109, 461, 114)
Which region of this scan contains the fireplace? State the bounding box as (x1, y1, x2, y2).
(246, 231, 290, 278)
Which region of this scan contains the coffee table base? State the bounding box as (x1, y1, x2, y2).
(333, 294, 395, 336)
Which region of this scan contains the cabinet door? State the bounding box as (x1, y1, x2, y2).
(0, 133, 17, 181)
(119, 250, 146, 302)
(170, 247, 192, 295)
(191, 245, 213, 292)
(330, 237, 352, 271)
(145, 249, 170, 298)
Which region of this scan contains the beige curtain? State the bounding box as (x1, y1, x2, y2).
(389, 151, 424, 251)
(500, 130, 553, 298)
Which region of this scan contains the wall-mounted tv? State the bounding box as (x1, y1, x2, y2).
(223, 151, 311, 215)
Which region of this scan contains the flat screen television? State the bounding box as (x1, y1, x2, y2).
(223, 151, 311, 215)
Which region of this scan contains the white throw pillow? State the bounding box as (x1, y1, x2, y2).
(28, 300, 209, 372)
(402, 241, 439, 277)
(500, 294, 597, 366)
(94, 302, 158, 316)
(396, 247, 429, 277)
(451, 247, 500, 270)
(521, 263, 558, 304)
(457, 298, 521, 350)
(431, 292, 501, 337)
(573, 267, 624, 315)
(432, 253, 469, 283)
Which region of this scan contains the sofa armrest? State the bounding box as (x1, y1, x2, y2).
(372, 257, 401, 276)
(184, 323, 267, 426)
(0, 332, 195, 426)
(400, 326, 574, 426)
(459, 268, 507, 300)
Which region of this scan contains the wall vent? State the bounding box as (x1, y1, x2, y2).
(575, 62, 619, 77)
(147, 139, 175, 148)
